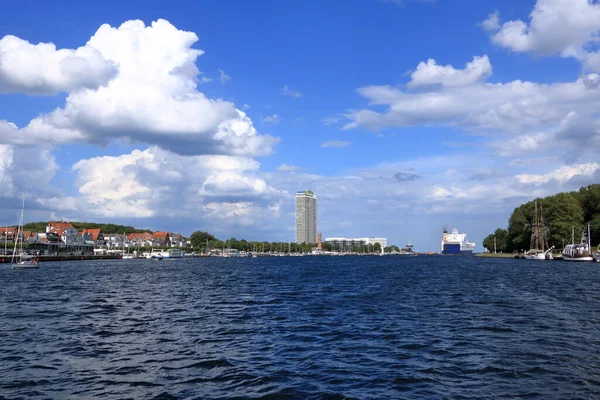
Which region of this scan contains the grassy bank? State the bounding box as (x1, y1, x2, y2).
(474, 253, 515, 258)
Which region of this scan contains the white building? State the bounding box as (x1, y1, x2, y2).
(325, 237, 388, 253)
(295, 190, 318, 244)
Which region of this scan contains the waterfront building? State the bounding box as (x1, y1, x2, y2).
(325, 237, 388, 253)
(295, 190, 318, 244)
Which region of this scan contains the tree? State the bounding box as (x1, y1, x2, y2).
(482, 229, 508, 252)
(373, 242, 382, 253)
(542, 193, 583, 248)
(190, 231, 216, 248)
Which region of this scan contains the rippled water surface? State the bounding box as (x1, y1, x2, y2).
(2, 256, 600, 399)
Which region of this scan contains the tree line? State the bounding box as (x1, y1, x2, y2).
(21, 221, 152, 235)
(483, 184, 600, 252)
(189, 231, 400, 253)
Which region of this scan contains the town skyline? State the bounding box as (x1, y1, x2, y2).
(1, 0, 600, 252)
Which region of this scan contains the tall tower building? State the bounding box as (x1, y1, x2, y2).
(295, 190, 317, 244)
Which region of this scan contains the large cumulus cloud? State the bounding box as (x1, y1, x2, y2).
(0, 19, 278, 157)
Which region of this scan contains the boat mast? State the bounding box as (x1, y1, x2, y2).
(534, 201, 539, 250)
(588, 223, 592, 248)
(540, 202, 547, 251)
(12, 195, 25, 263)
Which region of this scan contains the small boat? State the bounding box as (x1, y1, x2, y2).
(11, 196, 39, 270)
(594, 250, 600, 263)
(562, 224, 594, 262)
(524, 247, 554, 260)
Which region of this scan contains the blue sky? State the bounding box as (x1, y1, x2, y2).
(1, 0, 600, 251)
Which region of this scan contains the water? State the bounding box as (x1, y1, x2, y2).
(2, 256, 600, 399)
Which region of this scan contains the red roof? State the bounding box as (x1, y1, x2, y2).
(129, 232, 152, 241)
(47, 222, 75, 235)
(153, 231, 169, 239)
(81, 228, 102, 241)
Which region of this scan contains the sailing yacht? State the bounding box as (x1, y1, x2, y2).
(562, 224, 594, 262)
(11, 196, 39, 269)
(524, 201, 554, 260)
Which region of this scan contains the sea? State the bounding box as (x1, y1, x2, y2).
(1, 255, 600, 399)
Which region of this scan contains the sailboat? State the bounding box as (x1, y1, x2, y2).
(11, 196, 39, 269)
(562, 224, 594, 262)
(524, 201, 554, 260)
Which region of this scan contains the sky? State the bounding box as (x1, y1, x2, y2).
(1, 0, 600, 252)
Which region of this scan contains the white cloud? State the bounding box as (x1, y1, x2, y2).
(515, 163, 600, 185)
(481, 10, 500, 32)
(282, 85, 302, 98)
(322, 117, 341, 126)
(488, 0, 600, 67)
(0, 143, 59, 200)
(408, 55, 492, 88)
(0, 34, 117, 94)
(321, 140, 351, 148)
(276, 164, 302, 172)
(243, 104, 250, 109)
(344, 54, 600, 163)
(219, 69, 231, 83)
(199, 73, 213, 83)
(263, 114, 280, 124)
(71, 147, 282, 218)
(0, 20, 277, 157)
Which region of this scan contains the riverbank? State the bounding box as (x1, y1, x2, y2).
(475, 252, 565, 260)
(474, 253, 514, 258)
(0, 254, 123, 263)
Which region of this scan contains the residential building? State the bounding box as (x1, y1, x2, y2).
(0, 227, 16, 241)
(169, 233, 187, 247)
(46, 222, 82, 244)
(295, 189, 317, 244)
(325, 237, 388, 253)
(128, 232, 154, 247)
(106, 234, 128, 249)
(81, 228, 105, 246)
(153, 231, 170, 246)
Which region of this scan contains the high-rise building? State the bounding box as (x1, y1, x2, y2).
(295, 190, 317, 244)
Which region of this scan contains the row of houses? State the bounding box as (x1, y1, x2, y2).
(0, 222, 189, 248)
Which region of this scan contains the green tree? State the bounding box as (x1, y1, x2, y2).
(482, 228, 509, 252)
(189, 231, 216, 248)
(542, 193, 583, 248)
(373, 242, 382, 253)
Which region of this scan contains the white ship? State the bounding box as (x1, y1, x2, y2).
(562, 225, 594, 262)
(441, 228, 475, 255)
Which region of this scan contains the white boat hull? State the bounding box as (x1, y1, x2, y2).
(524, 253, 552, 260)
(562, 255, 594, 262)
(12, 261, 39, 269)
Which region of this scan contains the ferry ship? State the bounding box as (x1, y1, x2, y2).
(441, 228, 476, 255)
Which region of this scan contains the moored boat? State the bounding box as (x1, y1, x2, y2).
(11, 196, 39, 270)
(523, 201, 554, 260)
(562, 224, 594, 262)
